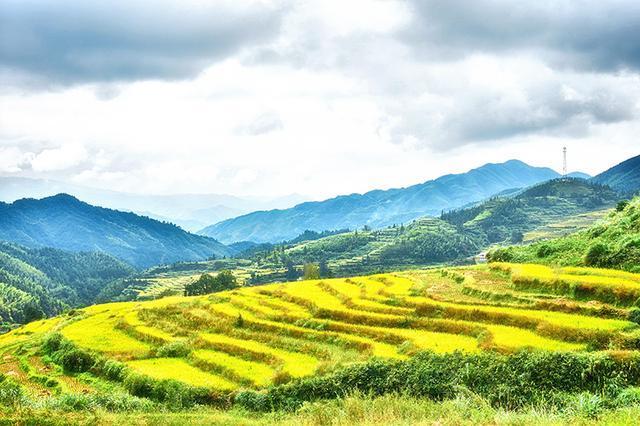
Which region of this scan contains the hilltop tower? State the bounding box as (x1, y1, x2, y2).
(563, 146, 567, 177)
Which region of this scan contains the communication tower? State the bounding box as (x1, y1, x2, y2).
(562, 146, 567, 177)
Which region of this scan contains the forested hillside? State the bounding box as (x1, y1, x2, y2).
(442, 178, 619, 245)
(490, 196, 640, 271)
(0, 194, 232, 268)
(0, 242, 132, 329)
(201, 160, 560, 243)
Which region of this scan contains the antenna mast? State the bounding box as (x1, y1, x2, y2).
(562, 146, 567, 177)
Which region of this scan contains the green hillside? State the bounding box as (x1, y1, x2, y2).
(490, 196, 640, 271)
(0, 194, 232, 268)
(0, 242, 133, 329)
(442, 178, 620, 245)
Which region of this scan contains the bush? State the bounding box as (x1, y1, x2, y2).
(0, 375, 25, 408)
(55, 344, 95, 373)
(629, 308, 640, 325)
(235, 350, 640, 412)
(585, 243, 612, 267)
(156, 340, 192, 358)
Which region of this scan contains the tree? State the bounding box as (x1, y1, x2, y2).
(319, 259, 332, 278)
(303, 263, 320, 280)
(511, 231, 524, 244)
(184, 270, 238, 296)
(285, 261, 299, 281)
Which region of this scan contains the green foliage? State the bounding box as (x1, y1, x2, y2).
(236, 350, 640, 412)
(156, 340, 192, 358)
(303, 263, 320, 280)
(184, 271, 238, 296)
(491, 196, 640, 271)
(0, 241, 133, 325)
(0, 375, 25, 408)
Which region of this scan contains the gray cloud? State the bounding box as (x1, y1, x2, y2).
(402, 0, 640, 72)
(0, 0, 284, 87)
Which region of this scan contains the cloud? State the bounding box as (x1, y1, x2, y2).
(0, 146, 34, 172)
(0, 0, 284, 87)
(237, 112, 284, 135)
(401, 0, 640, 72)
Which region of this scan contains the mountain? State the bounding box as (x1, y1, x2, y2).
(591, 154, 640, 195)
(566, 171, 591, 179)
(240, 178, 617, 277)
(0, 241, 132, 328)
(0, 194, 232, 268)
(200, 160, 561, 244)
(0, 177, 307, 231)
(490, 195, 640, 272)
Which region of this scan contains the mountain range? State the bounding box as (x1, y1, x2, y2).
(0, 177, 307, 232)
(0, 194, 232, 268)
(200, 160, 564, 243)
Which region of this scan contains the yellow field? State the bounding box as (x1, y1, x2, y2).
(2, 264, 639, 393)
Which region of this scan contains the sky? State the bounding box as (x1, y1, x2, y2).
(1, 0, 639, 200)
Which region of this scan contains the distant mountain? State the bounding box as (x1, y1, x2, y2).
(0, 177, 307, 231)
(591, 154, 640, 195)
(0, 241, 132, 327)
(0, 194, 232, 268)
(242, 178, 619, 277)
(200, 160, 561, 244)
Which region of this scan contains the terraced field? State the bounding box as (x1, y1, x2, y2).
(1, 264, 639, 398)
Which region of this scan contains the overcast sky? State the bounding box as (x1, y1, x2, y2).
(1, 0, 639, 199)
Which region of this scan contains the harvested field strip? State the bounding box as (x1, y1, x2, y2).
(28, 356, 93, 394)
(126, 358, 236, 390)
(0, 355, 53, 397)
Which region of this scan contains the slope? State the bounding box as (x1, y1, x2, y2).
(0, 194, 232, 268)
(442, 178, 620, 246)
(0, 241, 133, 328)
(489, 196, 640, 272)
(201, 160, 560, 243)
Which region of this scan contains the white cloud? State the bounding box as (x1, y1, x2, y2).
(0, 0, 639, 200)
(0, 146, 35, 172)
(30, 143, 88, 172)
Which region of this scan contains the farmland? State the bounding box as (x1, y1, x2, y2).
(2, 263, 640, 425)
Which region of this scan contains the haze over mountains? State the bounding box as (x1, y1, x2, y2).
(0, 177, 307, 232)
(200, 160, 565, 244)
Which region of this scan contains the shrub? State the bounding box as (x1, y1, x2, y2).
(585, 243, 612, 267)
(0, 375, 25, 408)
(629, 308, 640, 325)
(55, 344, 95, 373)
(102, 359, 128, 381)
(156, 340, 192, 358)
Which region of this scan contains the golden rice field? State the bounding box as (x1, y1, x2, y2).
(1, 263, 640, 395)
